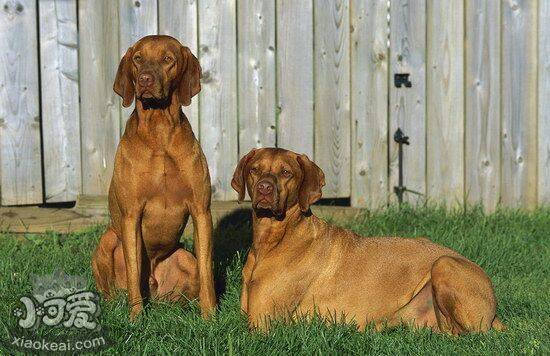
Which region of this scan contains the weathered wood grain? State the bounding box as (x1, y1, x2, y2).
(464, 0, 501, 211)
(118, 0, 158, 128)
(426, 0, 464, 208)
(237, 0, 276, 155)
(314, 0, 351, 198)
(0, 0, 42, 205)
(389, 0, 426, 205)
(198, 0, 238, 200)
(39, 0, 80, 203)
(501, 0, 538, 209)
(79, 0, 121, 196)
(2, 0, 546, 210)
(276, 0, 314, 158)
(159, 0, 200, 134)
(350, 0, 389, 208)
(539, 0, 550, 206)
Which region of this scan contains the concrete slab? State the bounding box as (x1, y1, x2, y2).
(0, 195, 364, 234)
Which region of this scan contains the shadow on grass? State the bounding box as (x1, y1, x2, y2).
(212, 207, 253, 301)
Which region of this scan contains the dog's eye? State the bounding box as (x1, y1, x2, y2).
(249, 167, 258, 175)
(133, 55, 142, 63)
(164, 56, 173, 63)
(281, 169, 292, 178)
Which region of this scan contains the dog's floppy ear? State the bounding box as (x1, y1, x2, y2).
(113, 47, 135, 108)
(297, 154, 325, 212)
(231, 149, 257, 203)
(178, 46, 202, 106)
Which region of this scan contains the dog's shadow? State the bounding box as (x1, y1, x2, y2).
(212, 208, 253, 300)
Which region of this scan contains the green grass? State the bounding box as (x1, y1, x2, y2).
(0, 206, 549, 355)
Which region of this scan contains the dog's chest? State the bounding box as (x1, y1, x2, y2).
(136, 150, 193, 199)
(248, 255, 315, 312)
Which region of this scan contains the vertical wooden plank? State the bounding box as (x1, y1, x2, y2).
(501, 0, 537, 209)
(426, 0, 464, 208)
(314, 0, 351, 198)
(464, 0, 501, 211)
(0, 0, 42, 205)
(119, 0, 158, 128)
(389, 0, 426, 205)
(539, 0, 550, 206)
(350, 0, 389, 208)
(159, 0, 199, 134)
(79, 0, 120, 196)
(238, 0, 276, 155)
(276, 0, 314, 157)
(198, 0, 238, 200)
(39, 0, 80, 203)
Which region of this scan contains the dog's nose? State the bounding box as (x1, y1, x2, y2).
(138, 73, 154, 87)
(257, 180, 274, 196)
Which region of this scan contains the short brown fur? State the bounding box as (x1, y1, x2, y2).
(92, 35, 216, 319)
(232, 148, 504, 334)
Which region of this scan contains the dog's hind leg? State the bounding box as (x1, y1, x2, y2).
(92, 228, 122, 299)
(152, 248, 199, 302)
(431, 256, 497, 334)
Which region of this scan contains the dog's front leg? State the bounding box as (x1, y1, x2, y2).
(191, 209, 216, 317)
(241, 251, 256, 314)
(121, 215, 143, 320)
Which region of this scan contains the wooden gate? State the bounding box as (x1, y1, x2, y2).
(0, 0, 548, 211)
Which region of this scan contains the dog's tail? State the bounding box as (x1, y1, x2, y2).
(491, 316, 506, 331)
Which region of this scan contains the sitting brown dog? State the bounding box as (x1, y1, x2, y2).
(92, 35, 216, 319)
(231, 147, 505, 334)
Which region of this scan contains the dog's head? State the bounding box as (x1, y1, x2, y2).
(231, 148, 325, 217)
(113, 35, 201, 108)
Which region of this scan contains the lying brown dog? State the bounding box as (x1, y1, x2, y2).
(92, 35, 216, 319)
(231, 147, 505, 334)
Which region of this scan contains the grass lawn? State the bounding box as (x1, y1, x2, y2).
(0, 206, 548, 355)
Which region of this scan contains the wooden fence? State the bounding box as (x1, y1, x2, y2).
(0, 0, 548, 211)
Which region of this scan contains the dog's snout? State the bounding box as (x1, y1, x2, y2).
(257, 180, 274, 196)
(138, 72, 154, 87)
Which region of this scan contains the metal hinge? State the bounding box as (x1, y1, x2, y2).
(394, 73, 412, 88)
(393, 128, 423, 205)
